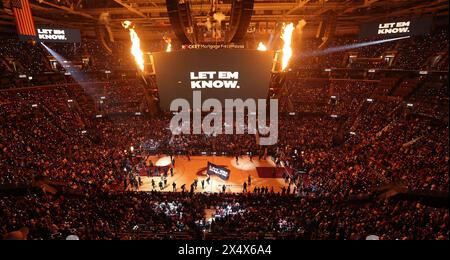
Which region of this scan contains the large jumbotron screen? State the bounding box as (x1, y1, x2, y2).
(152, 49, 274, 110)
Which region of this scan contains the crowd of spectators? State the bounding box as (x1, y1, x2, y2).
(0, 29, 448, 240)
(0, 72, 447, 239)
(294, 29, 449, 71)
(1, 191, 447, 240)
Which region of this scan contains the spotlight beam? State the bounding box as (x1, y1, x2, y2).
(298, 36, 411, 59)
(41, 43, 96, 96)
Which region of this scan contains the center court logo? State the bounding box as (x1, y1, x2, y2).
(170, 72, 278, 146)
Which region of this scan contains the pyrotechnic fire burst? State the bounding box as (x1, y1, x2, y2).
(122, 21, 144, 72)
(257, 42, 268, 51)
(281, 23, 295, 71)
(164, 36, 172, 52)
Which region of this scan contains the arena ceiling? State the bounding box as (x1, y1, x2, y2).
(0, 0, 448, 40)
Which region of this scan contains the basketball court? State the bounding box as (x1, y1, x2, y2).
(138, 155, 290, 193)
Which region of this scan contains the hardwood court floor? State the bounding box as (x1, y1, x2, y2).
(139, 155, 288, 193)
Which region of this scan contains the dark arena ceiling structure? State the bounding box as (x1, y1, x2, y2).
(0, 0, 448, 42)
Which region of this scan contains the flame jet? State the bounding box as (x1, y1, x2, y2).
(281, 23, 295, 71)
(164, 36, 172, 52)
(122, 21, 145, 72)
(257, 42, 268, 51)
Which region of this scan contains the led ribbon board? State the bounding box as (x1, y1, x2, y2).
(36, 27, 81, 43)
(359, 17, 432, 38)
